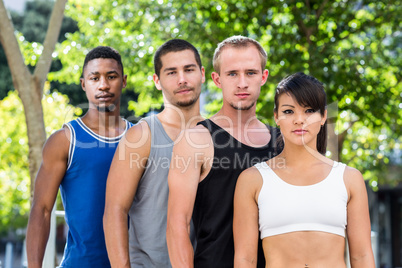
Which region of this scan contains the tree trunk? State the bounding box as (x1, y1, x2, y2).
(0, 0, 67, 199)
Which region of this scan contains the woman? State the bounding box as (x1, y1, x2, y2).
(233, 72, 374, 268)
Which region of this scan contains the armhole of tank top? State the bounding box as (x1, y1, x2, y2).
(255, 162, 267, 205)
(64, 123, 75, 171)
(338, 162, 349, 200)
(140, 117, 156, 162)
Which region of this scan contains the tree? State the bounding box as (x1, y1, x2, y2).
(54, 0, 401, 187)
(0, 90, 77, 235)
(0, 0, 68, 195)
(0, 1, 80, 104)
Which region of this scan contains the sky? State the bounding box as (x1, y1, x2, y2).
(3, 0, 26, 13)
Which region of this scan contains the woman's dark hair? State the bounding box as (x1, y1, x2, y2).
(274, 72, 328, 155)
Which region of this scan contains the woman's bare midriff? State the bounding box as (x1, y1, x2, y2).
(262, 231, 346, 268)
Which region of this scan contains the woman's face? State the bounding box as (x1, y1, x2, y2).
(274, 93, 326, 150)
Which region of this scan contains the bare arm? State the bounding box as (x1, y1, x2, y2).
(233, 167, 261, 268)
(103, 122, 150, 267)
(26, 128, 70, 268)
(344, 167, 375, 268)
(166, 127, 212, 268)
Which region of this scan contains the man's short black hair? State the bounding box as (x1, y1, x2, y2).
(154, 39, 202, 77)
(82, 46, 124, 77)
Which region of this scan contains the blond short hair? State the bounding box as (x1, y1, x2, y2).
(212, 35, 267, 74)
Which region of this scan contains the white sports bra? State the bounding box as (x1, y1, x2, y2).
(255, 161, 348, 239)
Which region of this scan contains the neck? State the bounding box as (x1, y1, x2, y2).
(279, 143, 331, 167)
(215, 103, 258, 128)
(83, 105, 122, 129)
(158, 102, 203, 129)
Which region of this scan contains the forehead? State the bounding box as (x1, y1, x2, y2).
(219, 46, 261, 72)
(278, 93, 298, 105)
(160, 49, 199, 69)
(83, 58, 122, 75)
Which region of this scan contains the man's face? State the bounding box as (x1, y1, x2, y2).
(212, 46, 268, 111)
(81, 58, 127, 112)
(153, 49, 205, 108)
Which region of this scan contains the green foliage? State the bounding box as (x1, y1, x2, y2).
(54, 0, 401, 187)
(0, 89, 78, 235)
(0, 0, 79, 102)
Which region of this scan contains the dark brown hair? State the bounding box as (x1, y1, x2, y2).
(274, 72, 328, 155)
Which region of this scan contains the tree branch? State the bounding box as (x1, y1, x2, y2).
(0, 0, 32, 89)
(316, 0, 329, 19)
(305, 0, 311, 15)
(33, 0, 68, 95)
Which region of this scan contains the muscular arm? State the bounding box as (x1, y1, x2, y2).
(103, 122, 150, 267)
(26, 128, 70, 268)
(344, 167, 375, 268)
(166, 127, 212, 268)
(233, 167, 261, 268)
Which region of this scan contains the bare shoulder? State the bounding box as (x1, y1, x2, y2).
(238, 166, 263, 190)
(343, 166, 364, 184)
(343, 165, 367, 197)
(176, 123, 212, 149)
(43, 126, 70, 156)
(124, 120, 151, 142)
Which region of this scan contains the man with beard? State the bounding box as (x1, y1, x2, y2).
(103, 39, 204, 267)
(26, 46, 131, 268)
(166, 36, 281, 268)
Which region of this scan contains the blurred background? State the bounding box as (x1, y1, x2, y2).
(0, 0, 400, 267)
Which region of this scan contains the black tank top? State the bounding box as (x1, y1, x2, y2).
(193, 119, 281, 268)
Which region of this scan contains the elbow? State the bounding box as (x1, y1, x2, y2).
(349, 251, 375, 267)
(166, 214, 189, 244)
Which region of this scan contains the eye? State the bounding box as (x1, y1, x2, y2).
(90, 77, 99, 81)
(306, 108, 316, 113)
(167, 71, 176, 75)
(185, 68, 195, 72)
(282, 109, 293, 114)
(247, 71, 257, 76)
(228, 73, 236, 77)
(108, 75, 117, 80)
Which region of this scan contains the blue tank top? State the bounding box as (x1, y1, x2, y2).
(59, 118, 132, 268)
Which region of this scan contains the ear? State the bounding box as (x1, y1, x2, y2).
(211, 72, 222, 89)
(261, 69, 269, 86)
(80, 78, 85, 92)
(274, 111, 279, 126)
(201, 66, 206, 84)
(321, 109, 328, 125)
(153, 73, 162, 91)
(122, 74, 127, 89)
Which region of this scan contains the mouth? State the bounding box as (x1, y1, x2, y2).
(175, 88, 194, 94)
(293, 129, 308, 135)
(235, 92, 250, 99)
(96, 94, 114, 101)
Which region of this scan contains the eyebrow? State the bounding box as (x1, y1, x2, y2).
(88, 70, 119, 76)
(224, 68, 260, 74)
(280, 104, 295, 108)
(163, 64, 198, 73)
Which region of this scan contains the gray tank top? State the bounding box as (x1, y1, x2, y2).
(128, 115, 181, 267)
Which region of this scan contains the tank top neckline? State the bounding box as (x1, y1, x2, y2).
(201, 119, 272, 151)
(146, 114, 173, 143)
(260, 160, 338, 188)
(76, 117, 129, 141)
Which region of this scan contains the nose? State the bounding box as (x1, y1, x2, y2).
(178, 71, 187, 86)
(237, 73, 248, 89)
(293, 113, 305, 125)
(98, 76, 110, 91)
